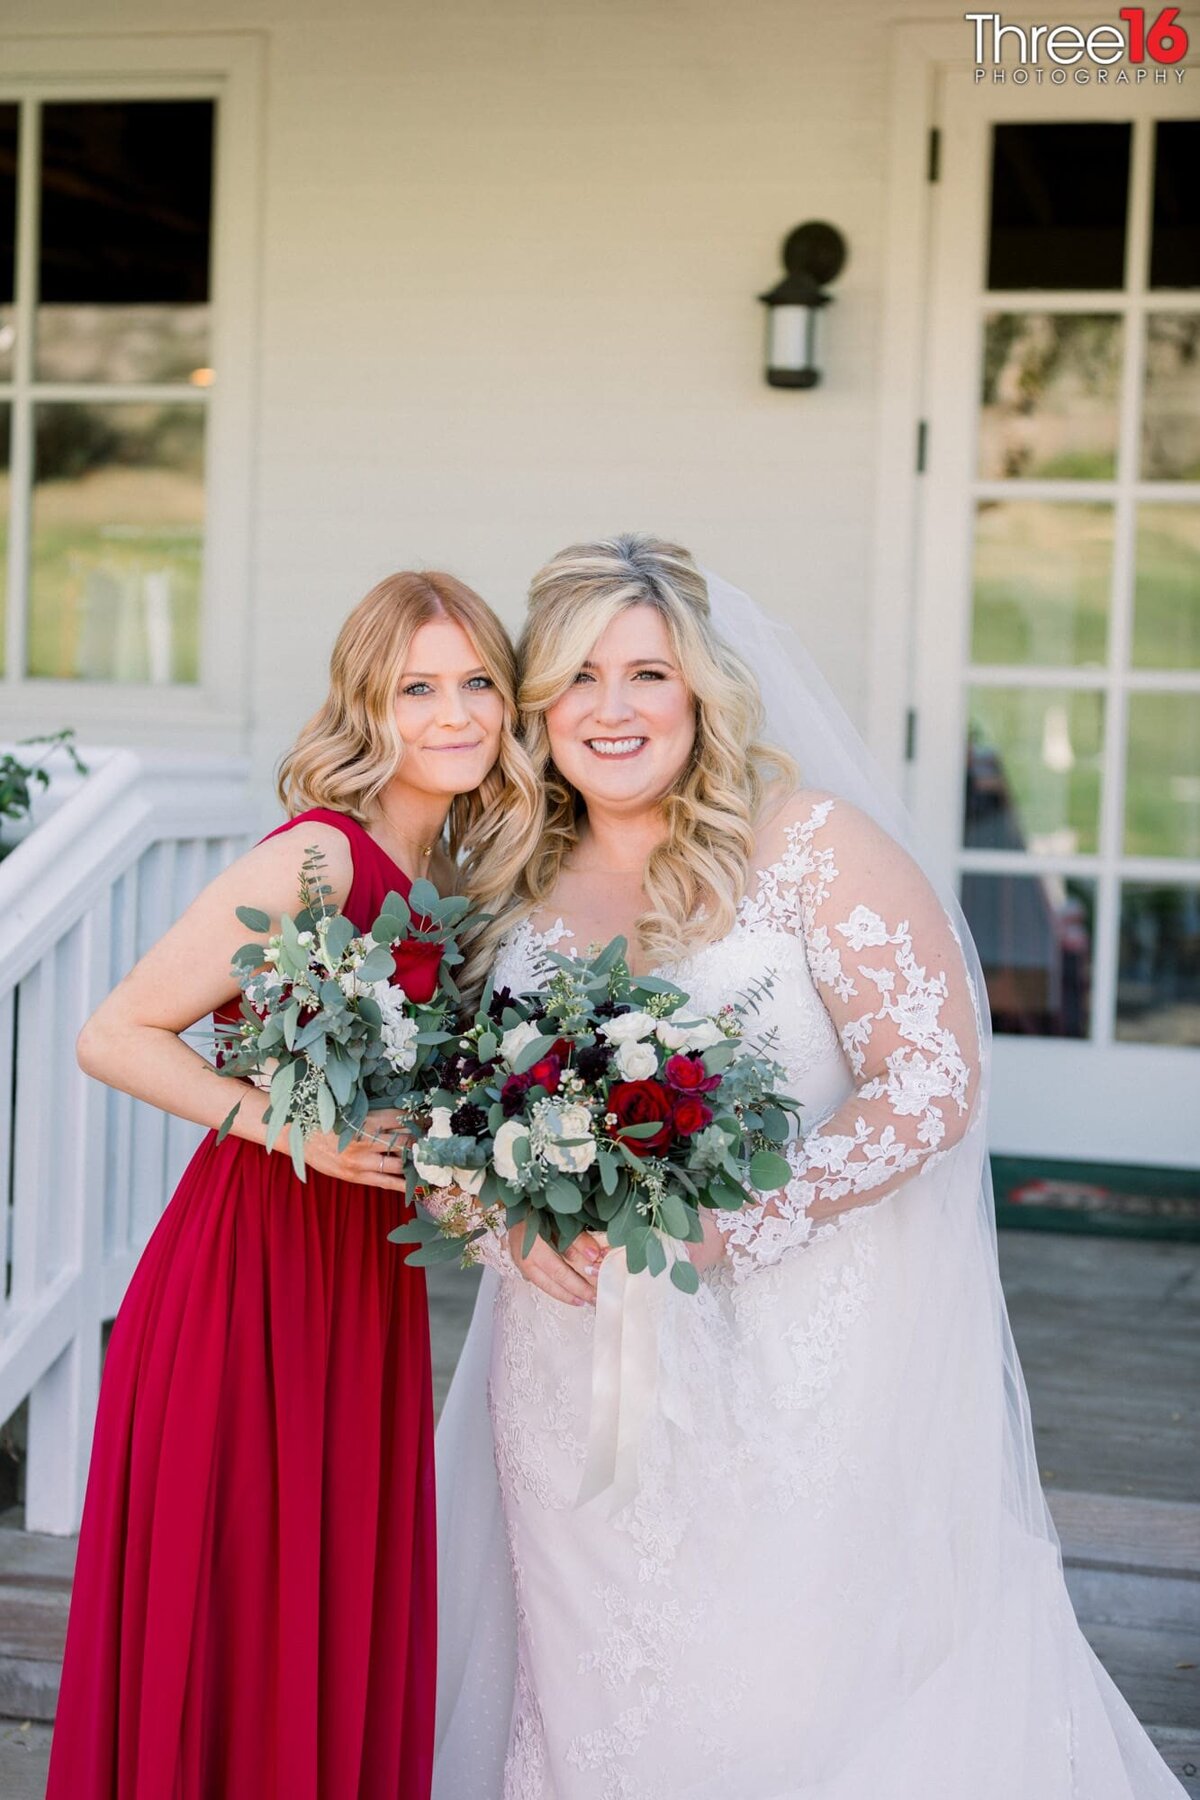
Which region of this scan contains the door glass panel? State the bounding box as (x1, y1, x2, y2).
(37, 101, 214, 384)
(28, 402, 204, 683)
(979, 314, 1121, 480)
(1117, 884, 1200, 1046)
(1124, 694, 1200, 859)
(1141, 313, 1200, 480)
(970, 501, 1110, 667)
(1149, 121, 1200, 291)
(962, 872, 1093, 1039)
(965, 687, 1104, 855)
(1132, 505, 1200, 670)
(987, 124, 1130, 291)
(0, 104, 15, 380)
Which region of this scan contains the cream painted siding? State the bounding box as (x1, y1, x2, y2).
(3, 0, 1005, 805)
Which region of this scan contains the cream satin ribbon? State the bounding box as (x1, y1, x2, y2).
(573, 1236, 692, 1512)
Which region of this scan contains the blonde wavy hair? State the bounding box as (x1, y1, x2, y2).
(463, 534, 796, 990)
(277, 570, 540, 886)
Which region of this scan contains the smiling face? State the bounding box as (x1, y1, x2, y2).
(544, 604, 696, 813)
(391, 615, 506, 799)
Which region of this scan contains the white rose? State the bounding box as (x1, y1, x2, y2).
(451, 1164, 487, 1196)
(413, 1105, 487, 1193)
(655, 1015, 723, 1053)
(614, 1037, 658, 1081)
(600, 1010, 659, 1045)
(540, 1102, 597, 1175)
(412, 1107, 457, 1187)
(493, 1118, 531, 1182)
(500, 1019, 543, 1063)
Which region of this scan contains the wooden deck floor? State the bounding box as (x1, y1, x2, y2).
(1, 1229, 1196, 1797)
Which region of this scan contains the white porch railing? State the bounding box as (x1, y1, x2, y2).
(0, 750, 256, 1533)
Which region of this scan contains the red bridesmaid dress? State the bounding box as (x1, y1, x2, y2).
(46, 809, 437, 1800)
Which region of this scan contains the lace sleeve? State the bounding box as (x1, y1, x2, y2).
(417, 1182, 516, 1276)
(715, 794, 983, 1276)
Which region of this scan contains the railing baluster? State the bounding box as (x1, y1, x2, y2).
(0, 749, 253, 1532)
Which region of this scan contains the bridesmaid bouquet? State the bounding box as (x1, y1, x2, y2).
(214, 847, 467, 1178)
(391, 936, 801, 1293)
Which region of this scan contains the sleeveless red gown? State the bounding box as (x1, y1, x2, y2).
(46, 810, 437, 1800)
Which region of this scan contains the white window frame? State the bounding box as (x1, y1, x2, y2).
(0, 34, 262, 747)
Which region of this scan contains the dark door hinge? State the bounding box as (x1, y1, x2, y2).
(916, 419, 928, 472)
(927, 126, 941, 183)
(904, 708, 918, 762)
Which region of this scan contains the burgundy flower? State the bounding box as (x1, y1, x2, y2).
(389, 938, 444, 1004)
(672, 1096, 713, 1137)
(606, 1079, 673, 1157)
(500, 1070, 534, 1116)
(663, 1053, 722, 1095)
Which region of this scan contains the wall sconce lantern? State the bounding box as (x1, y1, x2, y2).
(759, 221, 847, 389)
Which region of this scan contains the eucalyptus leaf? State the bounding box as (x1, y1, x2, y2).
(749, 1149, 791, 1192)
(289, 1120, 307, 1182)
(624, 1228, 649, 1275)
(596, 1148, 618, 1195)
(235, 905, 270, 933)
(316, 1078, 337, 1134)
(511, 1034, 560, 1075)
(408, 878, 441, 915)
(545, 1177, 583, 1216)
(216, 1102, 241, 1144)
(355, 945, 395, 984)
(670, 1257, 700, 1295)
(658, 1192, 691, 1239)
(761, 1106, 790, 1144)
(644, 1232, 666, 1277)
(323, 914, 355, 962)
(478, 1031, 499, 1063)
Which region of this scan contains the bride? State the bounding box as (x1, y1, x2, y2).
(431, 534, 1186, 1799)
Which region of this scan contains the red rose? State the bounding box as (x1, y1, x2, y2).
(664, 1053, 722, 1095)
(606, 1079, 673, 1156)
(528, 1055, 562, 1095)
(672, 1096, 713, 1137)
(389, 938, 444, 1004)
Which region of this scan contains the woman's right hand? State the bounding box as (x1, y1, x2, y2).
(507, 1224, 605, 1306)
(299, 1108, 410, 1191)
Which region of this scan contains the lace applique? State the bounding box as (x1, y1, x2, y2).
(713, 796, 980, 1277)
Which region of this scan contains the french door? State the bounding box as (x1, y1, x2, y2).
(913, 73, 1200, 1165)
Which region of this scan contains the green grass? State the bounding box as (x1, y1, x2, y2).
(26, 525, 201, 683)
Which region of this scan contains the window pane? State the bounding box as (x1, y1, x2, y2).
(979, 314, 1121, 480)
(987, 124, 1130, 292)
(970, 501, 1110, 668)
(1132, 505, 1200, 670)
(1125, 694, 1200, 859)
(29, 403, 204, 684)
(0, 403, 9, 674)
(1149, 121, 1200, 291)
(0, 104, 16, 380)
(964, 687, 1104, 855)
(37, 102, 214, 384)
(1142, 313, 1200, 480)
(961, 872, 1093, 1038)
(1117, 884, 1200, 1046)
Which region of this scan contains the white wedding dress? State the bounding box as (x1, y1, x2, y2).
(431, 790, 1186, 1800)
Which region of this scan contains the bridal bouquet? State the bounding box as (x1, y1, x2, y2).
(214, 847, 467, 1178)
(390, 935, 801, 1293)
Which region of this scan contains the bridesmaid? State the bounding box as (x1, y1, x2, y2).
(46, 571, 536, 1800)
